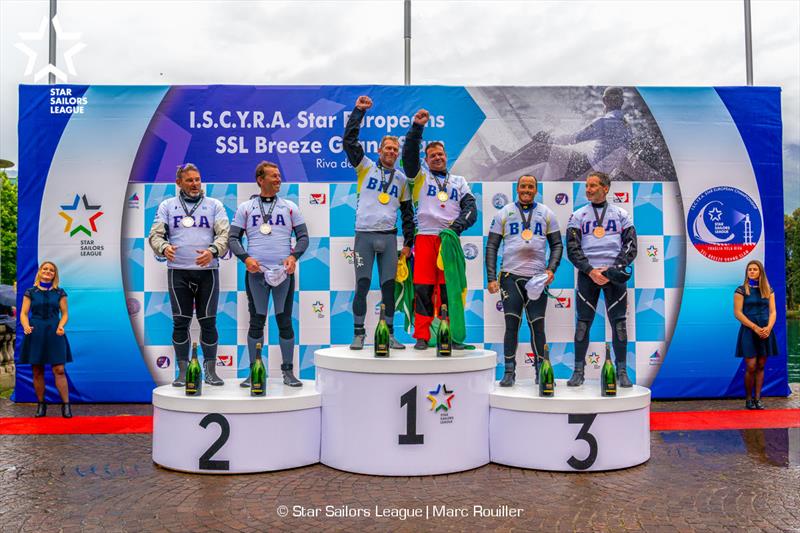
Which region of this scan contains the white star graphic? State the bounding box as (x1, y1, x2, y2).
(15, 15, 87, 83)
(708, 207, 723, 222)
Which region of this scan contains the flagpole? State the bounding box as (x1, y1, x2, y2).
(49, 0, 57, 84)
(404, 0, 411, 85)
(744, 0, 753, 85)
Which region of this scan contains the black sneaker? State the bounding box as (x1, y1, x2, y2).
(754, 399, 766, 410)
(745, 399, 755, 410)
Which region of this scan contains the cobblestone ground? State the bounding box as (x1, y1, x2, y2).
(0, 386, 798, 532)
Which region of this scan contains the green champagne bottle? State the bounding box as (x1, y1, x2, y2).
(437, 304, 451, 357)
(374, 304, 390, 357)
(251, 342, 266, 397)
(601, 342, 617, 397)
(538, 343, 555, 397)
(185, 342, 202, 396)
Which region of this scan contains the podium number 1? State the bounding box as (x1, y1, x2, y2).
(399, 386, 424, 445)
(567, 413, 598, 470)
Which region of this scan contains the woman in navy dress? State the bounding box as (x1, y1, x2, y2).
(733, 260, 778, 410)
(19, 261, 73, 418)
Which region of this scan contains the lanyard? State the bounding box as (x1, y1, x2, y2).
(378, 166, 396, 193)
(591, 203, 608, 228)
(179, 193, 204, 218)
(258, 196, 278, 223)
(431, 171, 449, 192)
(516, 202, 534, 229)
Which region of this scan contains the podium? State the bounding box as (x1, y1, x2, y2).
(315, 347, 496, 476)
(489, 379, 651, 471)
(152, 380, 320, 474)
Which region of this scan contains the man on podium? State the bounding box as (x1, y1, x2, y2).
(228, 161, 309, 388)
(402, 109, 478, 350)
(148, 163, 230, 387)
(342, 95, 415, 350)
(565, 171, 638, 387)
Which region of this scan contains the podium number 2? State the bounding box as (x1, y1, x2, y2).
(199, 413, 231, 471)
(399, 386, 424, 445)
(567, 413, 598, 470)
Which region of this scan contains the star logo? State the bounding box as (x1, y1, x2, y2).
(646, 245, 658, 258)
(58, 194, 103, 237)
(426, 384, 455, 413)
(312, 300, 325, 318)
(342, 246, 355, 265)
(586, 352, 600, 367)
(15, 15, 87, 82)
(708, 207, 723, 222)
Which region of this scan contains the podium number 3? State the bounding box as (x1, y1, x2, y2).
(567, 413, 598, 470)
(399, 386, 424, 445)
(199, 413, 231, 471)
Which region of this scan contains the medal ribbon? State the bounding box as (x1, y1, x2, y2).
(258, 196, 279, 226)
(431, 171, 449, 196)
(591, 203, 608, 232)
(378, 166, 396, 195)
(178, 192, 205, 220)
(516, 202, 534, 231)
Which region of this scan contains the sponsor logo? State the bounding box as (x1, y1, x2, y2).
(463, 243, 478, 260)
(613, 192, 630, 203)
(646, 245, 659, 262)
(495, 301, 503, 312)
(126, 297, 141, 317)
(309, 193, 327, 205)
(217, 355, 234, 367)
(555, 193, 569, 205)
(492, 193, 509, 210)
(312, 300, 325, 318)
(127, 193, 140, 209)
(154, 254, 167, 263)
(555, 297, 571, 309)
(687, 186, 761, 263)
(58, 194, 103, 237)
(586, 351, 600, 368)
(342, 246, 355, 265)
(649, 350, 662, 366)
(156, 356, 171, 369)
(427, 384, 455, 424)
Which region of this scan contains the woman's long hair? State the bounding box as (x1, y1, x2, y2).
(743, 260, 770, 299)
(34, 261, 60, 289)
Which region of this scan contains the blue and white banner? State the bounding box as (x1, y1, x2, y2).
(16, 85, 787, 402)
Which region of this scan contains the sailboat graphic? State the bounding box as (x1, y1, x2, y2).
(692, 201, 734, 244)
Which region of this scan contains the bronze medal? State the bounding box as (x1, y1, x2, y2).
(521, 228, 534, 241)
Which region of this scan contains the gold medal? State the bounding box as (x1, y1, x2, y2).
(437, 190, 449, 202)
(378, 192, 390, 205)
(521, 229, 534, 241)
(593, 226, 606, 238)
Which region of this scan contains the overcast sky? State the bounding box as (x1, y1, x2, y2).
(1, 0, 798, 211)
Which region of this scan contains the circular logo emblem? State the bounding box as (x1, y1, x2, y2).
(126, 297, 141, 316)
(492, 193, 509, 210)
(687, 186, 761, 262)
(463, 243, 479, 260)
(555, 193, 569, 205)
(156, 356, 171, 369)
(495, 301, 503, 312)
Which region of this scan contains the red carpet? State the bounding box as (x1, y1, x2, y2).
(0, 410, 797, 435)
(650, 409, 800, 431)
(0, 415, 152, 435)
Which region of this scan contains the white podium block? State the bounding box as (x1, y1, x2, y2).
(490, 379, 650, 471)
(315, 347, 496, 476)
(152, 380, 321, 474)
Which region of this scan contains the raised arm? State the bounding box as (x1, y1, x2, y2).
(402, 109, 429, 180)
(343, 96, 372, 167)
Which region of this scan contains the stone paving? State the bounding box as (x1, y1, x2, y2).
(0, 385, 798, 532)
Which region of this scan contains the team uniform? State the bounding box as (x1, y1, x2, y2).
(402, 122, 477, 344)
(343, 107, 415, 346)
(486, 202, 563, 385)
(566, 200, 637, 386)
(229, 195, 309, 387)
(148, 192, 230, 386)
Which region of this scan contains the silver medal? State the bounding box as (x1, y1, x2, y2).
(181, 216, 194, 228)
(259, 223, 272, 235)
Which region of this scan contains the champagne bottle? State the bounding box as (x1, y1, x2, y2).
(437, 304, 451, 357)
(185, 342, 202, 396)
(374, 304, 390, 357)
(538, 343, 554, 397)
(251, 342, 266, 397)
(601, 342, 617, 397)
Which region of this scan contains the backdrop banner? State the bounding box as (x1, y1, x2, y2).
(16, 85, 786, 402)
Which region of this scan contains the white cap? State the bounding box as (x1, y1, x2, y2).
(524, 273, 549, 300)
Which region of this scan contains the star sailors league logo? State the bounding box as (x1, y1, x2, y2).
(15, 15, 86, 82)
(58, 194, 105, 257)
(687, 186, 762, 262)
(427, 384, 455, 424)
